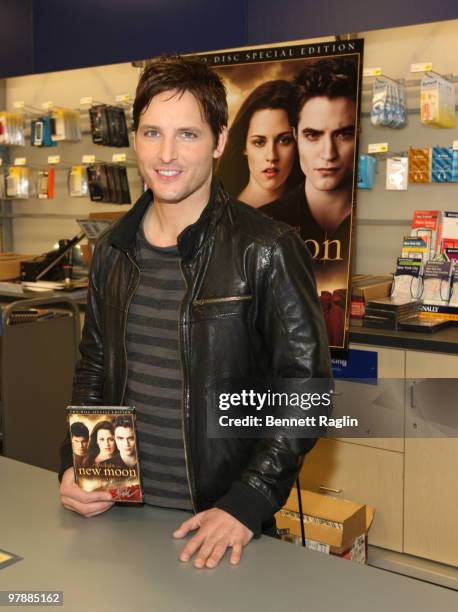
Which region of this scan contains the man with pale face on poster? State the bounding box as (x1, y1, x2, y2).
(112, 417, 137, 469)
(262, 58, 358, 347)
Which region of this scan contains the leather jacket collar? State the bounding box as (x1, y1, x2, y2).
(108, 177, 228, 263)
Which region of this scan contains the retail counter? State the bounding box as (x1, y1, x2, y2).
(0, 458, 456, 612)
(1, 286, 458, 355)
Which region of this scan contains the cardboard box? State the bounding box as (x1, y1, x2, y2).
(275, 489, 375, 564)
(0, 253, 34, 280)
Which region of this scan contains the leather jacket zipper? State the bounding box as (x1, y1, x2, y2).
(178, 259, 197, 513)
(121, 250, 140, 404)
(193, 295, 252, 306)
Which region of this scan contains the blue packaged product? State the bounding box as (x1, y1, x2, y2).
(432, 147, 453, 183)
(452, 150, 458, 182)
(357, 155, 377, 189)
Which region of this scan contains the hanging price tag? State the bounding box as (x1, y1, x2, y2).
(13, 101, 25, 109)
(0, 159, 3, 167)
(363, 67, 382, 77)
(14, 157, 27, 166)
(48, 155, 61, 165)
(80, 96, 94, 105)
(368, 143, 388, 154)
(453, 141, 458, 151)
(82, 155, 95, 164)
(112, 153, 127, 162)
(115, 93, 132, 103)
(410, 62, 433, 73)
(42, 101, 54, 109)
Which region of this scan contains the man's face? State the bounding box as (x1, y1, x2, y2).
(115, 427, 136, 457)
(134, 89, 227, 206)
(72, 435, 88, 457)
(296, 96, 356, 191)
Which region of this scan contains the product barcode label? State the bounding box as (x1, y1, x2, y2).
(368, 143, 388, 154)
(115, 94, 132, 103)
(363, 67, 382, 77)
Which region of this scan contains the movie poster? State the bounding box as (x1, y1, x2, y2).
(198, 39, 363, 350)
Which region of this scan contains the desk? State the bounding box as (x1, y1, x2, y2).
(0, 458, 455, 611)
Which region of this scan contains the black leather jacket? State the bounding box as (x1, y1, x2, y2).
(60, 180, 332, 536)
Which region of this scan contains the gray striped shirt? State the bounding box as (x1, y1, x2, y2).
(125, 223, 192, 511)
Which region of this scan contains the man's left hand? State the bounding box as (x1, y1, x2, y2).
(173, 508, 253, 569)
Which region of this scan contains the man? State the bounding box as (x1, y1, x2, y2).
(70, 422, 89, 469)
(111, 416, 137, 469)
(261, 58, 357, 346)
(59, 55, 331, 569)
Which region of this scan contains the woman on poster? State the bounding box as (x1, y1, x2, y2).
(84, 420, 116, 467)
(217, 80, 302, 208)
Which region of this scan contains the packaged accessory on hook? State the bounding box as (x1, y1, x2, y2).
(31, 114, 57, 147)
(371, 78, 406, 128)
(386, 157, 408, 190)
(357, 155, 377, 189)
(86, 163, 131, 204)
(51, 108, 81, 142)
(431, 147, 454, 182)
(6, 166, 33, 199)
(408, 147, 431, 183)
(89, 105, 130, 147)
(420, 73, 456, 128)
(0, 112, 25, 146)
(68, 165, 89, 197)
(37, 168, 55, 199)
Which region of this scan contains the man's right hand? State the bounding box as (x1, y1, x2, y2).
(60, 467, 114, 517)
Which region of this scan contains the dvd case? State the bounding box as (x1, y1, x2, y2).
(67, 406, 143, 503)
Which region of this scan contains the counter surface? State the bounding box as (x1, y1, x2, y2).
(2, 289, 458, 354)
(0, 458, 456, 611)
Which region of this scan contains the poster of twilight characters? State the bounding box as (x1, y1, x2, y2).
(198, 39, 363, 350)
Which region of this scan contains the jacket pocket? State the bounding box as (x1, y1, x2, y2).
(192, 295, 252, 321)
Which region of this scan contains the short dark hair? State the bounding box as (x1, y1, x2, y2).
(133, 55, 228, 143)
(71, 422, 89, 439)
(294, 58, 358, 125)
(113, 416, 133, 431)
